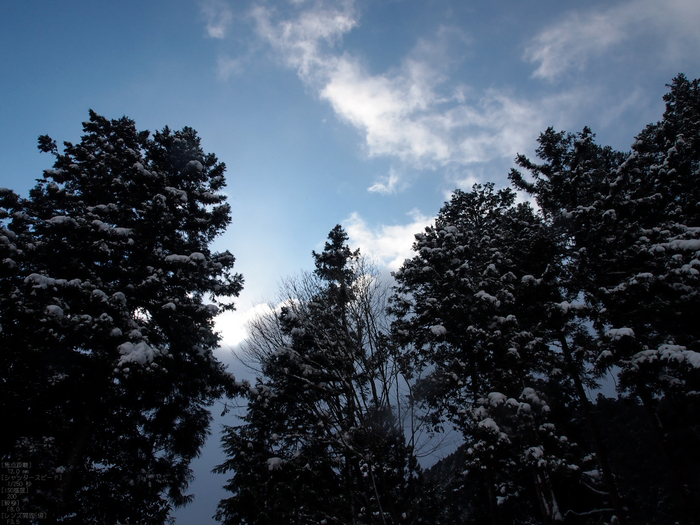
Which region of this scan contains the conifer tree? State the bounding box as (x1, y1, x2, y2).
(216, 226, 425, 524)
(391, 184, 586, 524)
(0, 111, 243, 524)
(510, 74, 700, 523)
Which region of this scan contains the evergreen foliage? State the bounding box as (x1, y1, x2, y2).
(390, 184, 586, 524)
(510, 74, 700, 522)
(392, 75, 700, 524)
(216, 226, 426, 524)
(0, 111, 243, 524)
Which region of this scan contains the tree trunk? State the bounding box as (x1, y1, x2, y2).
(485, 465, 500, 525)
(637, 385, 698, 525)
(56, 414, 93, 505)
(560, 336, 627, 523)
(532, 469, 553, 525)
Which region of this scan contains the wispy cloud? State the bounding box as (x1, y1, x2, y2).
(368, 167, 402, 195)
(344, 209, 433, 272)
(251, 1, 357, 80)
(217, 55, 245, 79)
(222, 0, 694, 192)
(248, 0, 549, 184)
(201, 0, 234, 39)
(525, 0, 700, 81)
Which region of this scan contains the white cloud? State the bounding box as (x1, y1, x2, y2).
(344, 209, 434, 272)
(201, 0, 234, 39)
(525, 0, 700, 81)
(447, 169, 482, 194)
(368, 167, 401, 195)
(319, 55, 455, 167)
(215, 302, 275, 348)
(524, 12, 625, 81)
(251, 1, 357, 80)
(249, 1, 550, 178)
(241, 0, 691, 190)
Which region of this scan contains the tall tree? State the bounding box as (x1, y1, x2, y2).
(0, 111, 243, 524)
(391, 184, 586, 525)
(510, 74, 700, 523)
(216, 226, 425, 525)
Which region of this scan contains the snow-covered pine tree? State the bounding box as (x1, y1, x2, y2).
(390, 184, 583, 525)
(216, 226, 425, 524)
(0, 111, 243, 524)
(603, 75, 700, 403)
(510, 75, 700, 523)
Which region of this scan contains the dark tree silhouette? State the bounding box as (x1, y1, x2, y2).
(216, 226, 426, 524)
(510, 75, 700, 523)
(0, 111, 243, 524)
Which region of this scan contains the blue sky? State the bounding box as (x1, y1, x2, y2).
(2, 0, 699, 522)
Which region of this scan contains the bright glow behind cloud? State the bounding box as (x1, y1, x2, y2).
(344, 209, 434, 272)
(216, 302, 275, 348)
